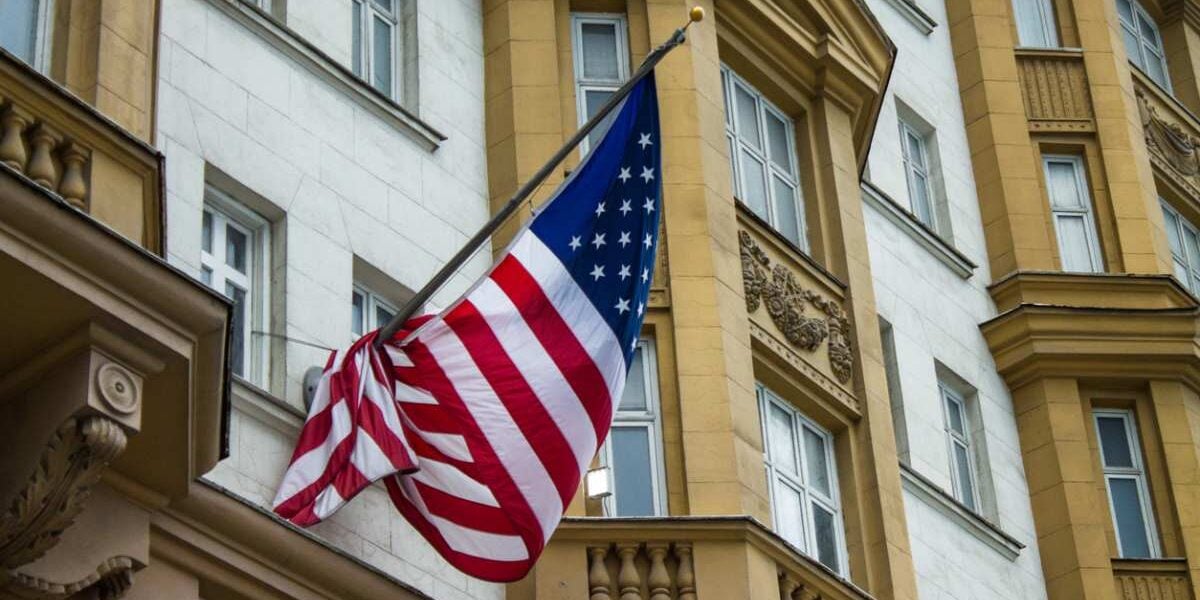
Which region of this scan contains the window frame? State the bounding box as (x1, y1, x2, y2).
(352, 0, 401, 100)
(1117, 0, 1172, 92)
(351, 283, 399, 340)
(1042, 154, 1104, 273)
(599, 338, 667, 517)
(940, 382, 980, 512)
(722, 65, 809, 252)
(201, 186, 271, 386)
(1160, 199, 1200, 294)
(1092, 408, 1161, 559)
(569, 13, 631, 156)
(757, 383, 847, 576)
(1012, 0, 1061, 48)
(898, 118, 937, 230)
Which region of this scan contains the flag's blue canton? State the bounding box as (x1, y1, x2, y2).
(529, 75, 662, 367)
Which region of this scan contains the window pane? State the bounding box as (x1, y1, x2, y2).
(351, 291, 365, 336)
(910, 171, 933, 227)
(1046, 161, 1083, 209)
(734, 84, 762, 149)
(612, 427, 656, 516)
(584, 89, 617, 150)
(1109, 477, 1153, 558)
(620, 347, 647, 411)
(227, 283, 247, 377)
(580, 23, 620, 80)
(812, 503, 840, 572)
(1144, 51, 1168, 87)
(371, 0, 393, 12)
(1123, 29, 1142, 69)
(372, 16, 393, 94)
(202, 210, 213, 253)
(905, 131, 926, 170)
(352, 1, 363, 76)
(375, 303, 395, 329)
(768, 404, 798, 475)
(739, 150, 769, 218)
(1056, 215, 1097, 272)
(772, 175, 802, 245)
(773, 480, 806, 550)
(1164, 209, 1183, 257)
(1184, 227, 1200, 272)
(1013, 0, 1058, 47)
(0, 0, 38, 63)
(765, 112, 792, 172)
(1138, 17, 1160, 48)
(945, 394, 965, 436)
(1097, 416, 1135, 468)
(1175, 261, 1191, 288)
(226, 224, 248, 273)
(1116, 0, 1135, 25)
(201, 266, 213, 287)
(804, 427, 831, 497)
(954, 443, 977, 511)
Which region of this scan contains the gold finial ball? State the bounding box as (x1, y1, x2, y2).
(689, 6, 705, 22)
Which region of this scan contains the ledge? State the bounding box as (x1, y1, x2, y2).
(861, 180, 976, 278)
(879, 0, 937, 34)
(202, 0, 445, 151)
(899, 463, 1025, 561)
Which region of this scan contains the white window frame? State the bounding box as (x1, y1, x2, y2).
(758, 384, 847, 576)
(1160, 200, 1200, 294)
(1093, 408, 1161, 559)
(722, 66, 808, 252)
(1042, 154, 1104, 273)
(940, 383, 980, 512)
(352, 0, 401, 99)
(599, 338, 666, 517)
(201, 186, 271, 385)
(351, 283, 399, 340)
(1117, 0, 1172, 91)
(570, 13, 630, 156)
(898, 118, 937, 230)
(1, 0, 54, 71)
(1012, 0, 1060, 48)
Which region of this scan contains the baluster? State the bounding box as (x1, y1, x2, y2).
(58, 141, 89, 209)
(646, 543, 670, 600)
(616, 543, 641, 600)
(26, 123, 60, 189)
(674, 543, 696, 600)
(588, 546, 612, 600)
(0, 105, 31, 170)
(779, 573, 798, 600)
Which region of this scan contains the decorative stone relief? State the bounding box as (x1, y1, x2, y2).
(1015, 52, 1094, 131)
(1137, 88, 1200, 197)
(95, 364, 139, 416)
(0, 417, 132, 599)
(739, 230, 854, 383)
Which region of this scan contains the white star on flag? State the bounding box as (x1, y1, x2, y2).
(618, 231, 631, 247)
(618, 264, 631, 280)
(638, 133, 653, 149)
(641, 267, 649, 282)
(643, 197, 655, 213)
(592, 233, 606, 249)
(637, 302, 644, 316)
(615, 298, 631, 314)
(643, 233, 653, 248)
(640, 166, 655, 183)
(595, 202, 606, 217)
(618, 167, 632, 183)
(568, 236, 582, 251)
(619, 199, 632, 215)
(590, 264, 605, 280)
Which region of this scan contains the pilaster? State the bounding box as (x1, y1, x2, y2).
(1149, 379, 1200, 599)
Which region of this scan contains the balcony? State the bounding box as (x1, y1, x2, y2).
(510, 517, 871, 600)
(736, 205, 858, 412)
(0, 48, 162, 252)
(1015, 48, 1094, 132)
(1134, 68, 1200, 204)
(1112, 558, 1193, 600)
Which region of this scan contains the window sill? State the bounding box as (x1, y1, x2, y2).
(861, 180, 976, 279)
(880, 0, 937, 34)
(899, 462, 1025, 561)
(204, 0, 446, 152)
(231, 375, 306, 436)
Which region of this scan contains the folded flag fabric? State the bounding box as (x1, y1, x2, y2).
(272, 74, 663, 582)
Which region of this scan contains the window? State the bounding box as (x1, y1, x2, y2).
(1012, 0, 1060, 47)
(1042, 155, 1103, 273)
(352, 0, 400, 98)
(570, 14, 630, 155)
(351, 284, 398, 339)
(1094, 409, 1160, 558)
(1117, 0, 1171, 90)
(722, 67, 808, 250)
(940, 383, 979, 512)
(0, 0, 51, 70)
(898, 118, 937, 229)
(758, 384, 845, 575)
(1160, 200, 1200, 293)
(600, 339, 666, 517)
(201, 187, 270, 383)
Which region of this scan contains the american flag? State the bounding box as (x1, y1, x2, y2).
(272, 75, 662, 582)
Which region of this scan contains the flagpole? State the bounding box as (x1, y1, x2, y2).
(374, 7, 705, 349)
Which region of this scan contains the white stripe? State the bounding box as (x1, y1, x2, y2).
(394, 379, 437, 404)
(272, 398, 353, 507)
(398, 476, 529, 561)
(392, 382, 473, 462)
(351, 425, 397, 480)
(466, 278, 598, 471)
(410, 457, 499, 507)
(386, 345, 413, 367)
(419, 323, 564, 538)
(510, 234, 627, 410)
(312, 485, 345, 520)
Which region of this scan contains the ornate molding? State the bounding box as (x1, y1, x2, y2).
(1137, 86, 1200, 200)
(5, 555, 134, 600)
(1015, 49, 1094, 132)
(739, 230, 854, 383)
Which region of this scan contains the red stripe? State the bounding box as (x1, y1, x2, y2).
(274, 431, 355, 520)
(443, 300, 580, 508)
(412, 480, 517, 535)
(490, 256, 613, 443)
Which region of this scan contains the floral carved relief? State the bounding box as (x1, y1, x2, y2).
(1137, 88, 1200, 195)
(739, 230, 854, 383)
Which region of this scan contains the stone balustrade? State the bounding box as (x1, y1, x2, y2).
(0, 49, 162, 252)
(1112, 558, 1194, 600)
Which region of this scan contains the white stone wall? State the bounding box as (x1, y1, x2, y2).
(155, 0, 499, 597)
(859, 1, 1048, 599)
